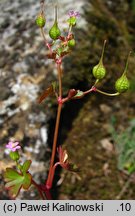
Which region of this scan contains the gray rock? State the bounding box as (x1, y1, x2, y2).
(1, 18, 10, 29)
(0, 58, 7, 68)
(0, 84, 11, 100)
(7, 36, 17, 46)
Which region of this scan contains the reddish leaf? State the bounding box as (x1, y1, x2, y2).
(38, 85, 54, 104)
(68, 89, 77, 99)
(47, 52, 56, 59)
(58, 146, 68, 163)
(57, 146, 79, 172)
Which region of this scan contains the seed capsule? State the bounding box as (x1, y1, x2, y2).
(49, 22, 61, 40)
(68, 89, 77, 99)
(115, 75, 130, 93)
(115, 52, 131, 93)
(92, 40, 107, 80)
(92, 64, 106, 80)
(49, 5, 61, 40)
(36, 13, 46, 28)
(68, 39, 76, 47)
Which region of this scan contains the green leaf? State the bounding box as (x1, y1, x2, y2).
(22, 173, 32, 189)
(52, 81, 57, 92)
(4, 168, 32, 198)
(8, 183, 22, 198)
(22, 160, 32, 173)
(57, 48, 63, 56)
(4, 168, 21, 181)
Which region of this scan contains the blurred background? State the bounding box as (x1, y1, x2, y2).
(0, 0, 135, 199)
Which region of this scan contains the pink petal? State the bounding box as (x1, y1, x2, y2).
(75, 11, 80, 17)
(68, 10, 80, 18)
(8, 141, 14, 146)
(12, 148, 16, 152)
(11, 146, 21, 152)
(6, 143, 12, 148)
(68, 10, 75, 17)
(15, 146, 21, 150)
(13, 142, 19, 147)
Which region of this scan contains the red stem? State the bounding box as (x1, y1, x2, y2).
(46, 63, 63, 190)
(32, 179, 46, 200)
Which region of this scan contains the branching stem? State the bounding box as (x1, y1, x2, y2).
(46, 63, 63, 190)
(32, 179, 46, 200)
(40, 28, 52, 54)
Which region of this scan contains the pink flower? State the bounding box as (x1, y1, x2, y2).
(6, 141, 21, 152)
(68, 10, 80, 18)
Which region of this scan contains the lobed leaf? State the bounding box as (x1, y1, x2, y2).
(22, 160, 32, 173)
(22, 173, 32, 190)
(4, 168, 32, 198)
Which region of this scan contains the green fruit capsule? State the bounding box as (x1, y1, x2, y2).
(49, 21, 61, 40)
(49, 5, 61, 40)
(36, 14, 46, 28)
(92, 64, 106, 79)
(92, 40, 107, 80)
(115, 75, 130, 93)
(68, 39, 76, 47)
(115, 51, 131, 93)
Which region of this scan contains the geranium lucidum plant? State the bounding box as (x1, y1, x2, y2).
(3, 0, 131, 199)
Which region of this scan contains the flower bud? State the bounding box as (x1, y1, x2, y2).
(68, 39, 76, 48)
(36, 13, 46, 28)
(67, 17, 77, 26)
(92, 40, 107, 80)
(68, 89, 77, 99)
(9, 151, 20, 161)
